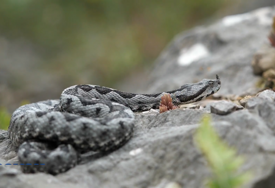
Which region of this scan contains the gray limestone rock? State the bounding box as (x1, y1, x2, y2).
(210, 100, 243, 115)
(143, 7, 275, 97)
(245, 91, 275, 134)
(257, 89, 275, 102)
(2, 106, 275, 188)
(245, 97, 265, 109)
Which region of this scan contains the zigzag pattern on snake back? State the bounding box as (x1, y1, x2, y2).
(8, 75, 221, 174)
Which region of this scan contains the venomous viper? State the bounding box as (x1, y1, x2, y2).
(7, 75, 221, 174)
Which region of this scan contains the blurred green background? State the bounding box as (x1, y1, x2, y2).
(0, 0, 231, 84)
(0, 0, 273, 112)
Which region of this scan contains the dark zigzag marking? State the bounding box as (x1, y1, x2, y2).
(195, 96, 204, 102)
(142, 93, 162, 98)
(178, 85, 208, 103)
(141, 87, 185, 98)
(81, 84, 138, 99)
(36, 111, 47, 117)
(112, 90, 136, 99)
(96, 86, 137, 99)
(66, 98, 73, 105)
(152, 103, 159, 109)
(206, 90, 215, 97)
(78, 85, 93, 92)
(94, 86, 113, 95)
(96, 107, 101, 115)
(109, 98, 118, 103)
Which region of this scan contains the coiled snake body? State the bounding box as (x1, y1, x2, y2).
(8, 75, 221, 174)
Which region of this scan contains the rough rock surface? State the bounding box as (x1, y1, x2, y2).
(257, 89, 275, 101)
(210, 100, 243, 115)
(144, 6, 275, 97)
(1, 6, 275, 188)
(251, 45, 275, 74)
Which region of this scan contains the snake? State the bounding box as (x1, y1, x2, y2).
(7, 75, 221, 175)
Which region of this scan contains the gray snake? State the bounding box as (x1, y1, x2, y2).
(8, 75, 221, 174)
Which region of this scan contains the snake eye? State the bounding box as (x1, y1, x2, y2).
(208, 81, 214, 85)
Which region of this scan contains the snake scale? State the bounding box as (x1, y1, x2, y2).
(8, 75, 221, 174)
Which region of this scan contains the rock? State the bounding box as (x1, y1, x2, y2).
(1, 103, 275, 188)
(245, 90, 275, 109)
(51, 108, 275, 188)
(0, 165, 18, 176)
(0, 130, 8, 142)
(256, 89, 275, 101)
(245, 97, 275, 134)
(142, 7, 275, 97)
(0, 163, 29, 188)
(253, 167, 275, 188)
(245, 97, 264, 109)
(2, 6, 275, 188)
(251, 45, 275, 75)
(254, 101, 275, 133)
(210, 100, 243, 115)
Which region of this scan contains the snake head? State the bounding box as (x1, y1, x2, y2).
(174, 75, 221, 104)
(202, 75, 221, 98)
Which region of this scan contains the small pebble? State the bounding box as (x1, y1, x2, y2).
(210, 100, 243, 115)
(256, 89, 275, 102)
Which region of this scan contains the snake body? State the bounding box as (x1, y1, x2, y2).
(8, 75, 221, 174)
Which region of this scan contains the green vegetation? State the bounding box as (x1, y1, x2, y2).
(194, 115, 252, 188)
(0, 101, 29, 130)
(0, 0, 231, 86)
(0, 107, 11, 130)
